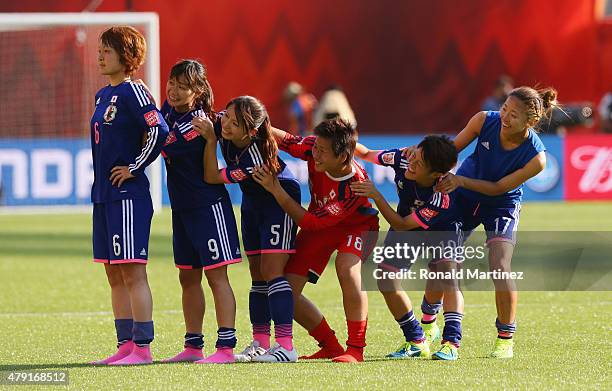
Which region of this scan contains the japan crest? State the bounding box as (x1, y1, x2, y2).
(103, 104, 117, 122)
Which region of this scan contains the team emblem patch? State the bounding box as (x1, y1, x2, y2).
(164, 131, 177, 145)
(325, 202, 343, 216)
(230, 169, 248, 182)
(103, 104, 117, 122)
(183, 129, 199, 141)
(144, 110, 161, 126)
(419, 208, 438, 220)
(381, 152, 395, 165)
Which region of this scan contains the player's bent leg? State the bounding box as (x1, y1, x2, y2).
(332, 253, 367, 363)
(421, 265, 443, 346)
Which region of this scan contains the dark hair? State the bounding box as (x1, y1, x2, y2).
(100, 26, 146, 76)
(418, 135, 457, 174)
(508, 86, 558, 130)
(169, 59, 215, 118)
(313, 118, 357, 164)
(227, 96, 281, 175)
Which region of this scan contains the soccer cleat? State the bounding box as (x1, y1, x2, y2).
(108, 344, 153, 365)
(331, 346, 364, 363)
(386, 340, 431, 359)
(251, 343, 298, 363)
(195, 348, 235, 364)
(489, 338, 513, 359)
(161, 347, 204, 363)
(234, 340, 267, 362)
(299, 343, 345, 360)
(90, 341, 135, 365)
(422, 322, 441, 345)
(432, 342, 459, 361)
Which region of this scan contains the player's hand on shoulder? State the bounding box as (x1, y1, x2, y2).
(435, 173, 462, 193)
(191, 116, 215, 141)
(110, 166, 135, 187)
(400, 145, 417, 160)
(252, 165, 280, 193)
(350, 179, 381, 200)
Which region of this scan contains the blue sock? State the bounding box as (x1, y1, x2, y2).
(496, 318, 516, 339)
(442, 312, 463, 346)
(421, 296, 442, 323)
(250, 281, 271, 336)
(184, 333, 204, 349)
(397, 310, 425, 342)
(268, 277, 294, 339)
(216, 327, 237, 349)
(114, 318, 133, 346)
(133, 321, 154, 346)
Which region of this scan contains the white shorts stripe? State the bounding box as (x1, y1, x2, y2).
(129, 200, 135, 259)
(212, 203, 231, 260)
(216, 203, 233, 260)
(122, 200, 127, 259)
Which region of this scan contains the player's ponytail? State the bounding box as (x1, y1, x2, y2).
(229, 96, 281, 175)
(169, 59, 215, 119)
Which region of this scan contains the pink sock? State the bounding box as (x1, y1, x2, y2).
(422, 314, 437, 323)
(276, 336, 293, 351)
(253, 333, 270, 350)
(195, 348, 235, 364)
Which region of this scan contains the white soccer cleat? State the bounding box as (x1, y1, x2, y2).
(251, 343, 298, 363)
(234, 340, 267, 362)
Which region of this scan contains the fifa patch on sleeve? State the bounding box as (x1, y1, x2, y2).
(419, 208, 438, 221)
(144, 110, 161, 126)
(230, 169, 248, 182)
(184, 129, 199, 141)
(164, 131, 177, 146)
(381, 152, 395, 165)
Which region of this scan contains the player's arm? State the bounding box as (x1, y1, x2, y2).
(453, 111, 486, 152)
(252, 166, 306, 223)
(350, 180, 420, 231)
(436, 152, 546, 195)
(271, 126, 289, 143)
(354, 143, 383, 163)
(192, 115, 226, 184)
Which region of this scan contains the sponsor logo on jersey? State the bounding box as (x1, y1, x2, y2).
(103, 104, 117, 122)
(164, 131, 177, 145)
(110, 95, 118, 103)
(183, 129, 199, 141)
(381, 152, 395, 165)
(144, 110, 161, 126)
(481, 141, 490, 150)
(140, 248, 147, 256)
(419, 207, 438, 220)
(230, 169, 248, 182)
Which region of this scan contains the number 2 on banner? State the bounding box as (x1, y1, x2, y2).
(346, 235, 363, 251)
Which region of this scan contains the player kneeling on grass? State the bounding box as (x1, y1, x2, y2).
(352, 135, 465, 360)
(253, 119, 380, 363)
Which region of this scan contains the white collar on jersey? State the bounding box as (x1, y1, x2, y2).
(325, 162, 356, 182)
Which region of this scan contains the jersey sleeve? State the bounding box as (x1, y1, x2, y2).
(300, 193, 367, 230)
(124, 83, 169, 176)
(219, 142, 263, 184)
(412, 191, 452, 229)
(278, 134, 315, 161)
(374, 148, 405, 169)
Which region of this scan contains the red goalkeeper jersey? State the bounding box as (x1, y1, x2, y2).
(279, 134, 378, 230)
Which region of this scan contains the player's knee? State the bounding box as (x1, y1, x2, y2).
(376, 276, 401, 293)
(178, 269, 202, 288)
(204, 268, 230, 291)
(105, 268, 125, 288)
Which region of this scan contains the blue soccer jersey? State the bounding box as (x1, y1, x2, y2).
(161, 101, 230, 210)
(90, 81, 169, 203)
(456, 111, 546, 205)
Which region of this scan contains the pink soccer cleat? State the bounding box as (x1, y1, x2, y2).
(90, 341, 135, 365)
(108, 344, 153, 365)
(195, 348, 235, 364)
(161, 347, 204, 363)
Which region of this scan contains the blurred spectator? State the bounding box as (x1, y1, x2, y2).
(481, 75, 514, 111)
(598, 90, 612, 133)
(313, 85, 357, 129)
(283, 81, 317, 136)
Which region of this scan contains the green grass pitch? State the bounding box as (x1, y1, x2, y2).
(0, 201, 611, 390)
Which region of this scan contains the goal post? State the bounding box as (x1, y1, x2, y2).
(0, 12, 163, 212)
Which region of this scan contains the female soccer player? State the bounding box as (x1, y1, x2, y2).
(192, 96, 301, 362)
(432, 86, 555, 358)
(89, 26, 169, 365)
(158, 60, 242, 364)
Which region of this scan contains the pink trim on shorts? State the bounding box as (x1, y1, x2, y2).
(176, 264, 194, 270)
(203, 258, 242, 270)
(486, 237, 516, 246)
(411, 213, 429, 229)
(220, 168, 232, 184)
(246, 249, 296, 255)
(111, 259, 148, 265)
(93, 258, 109, 264)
